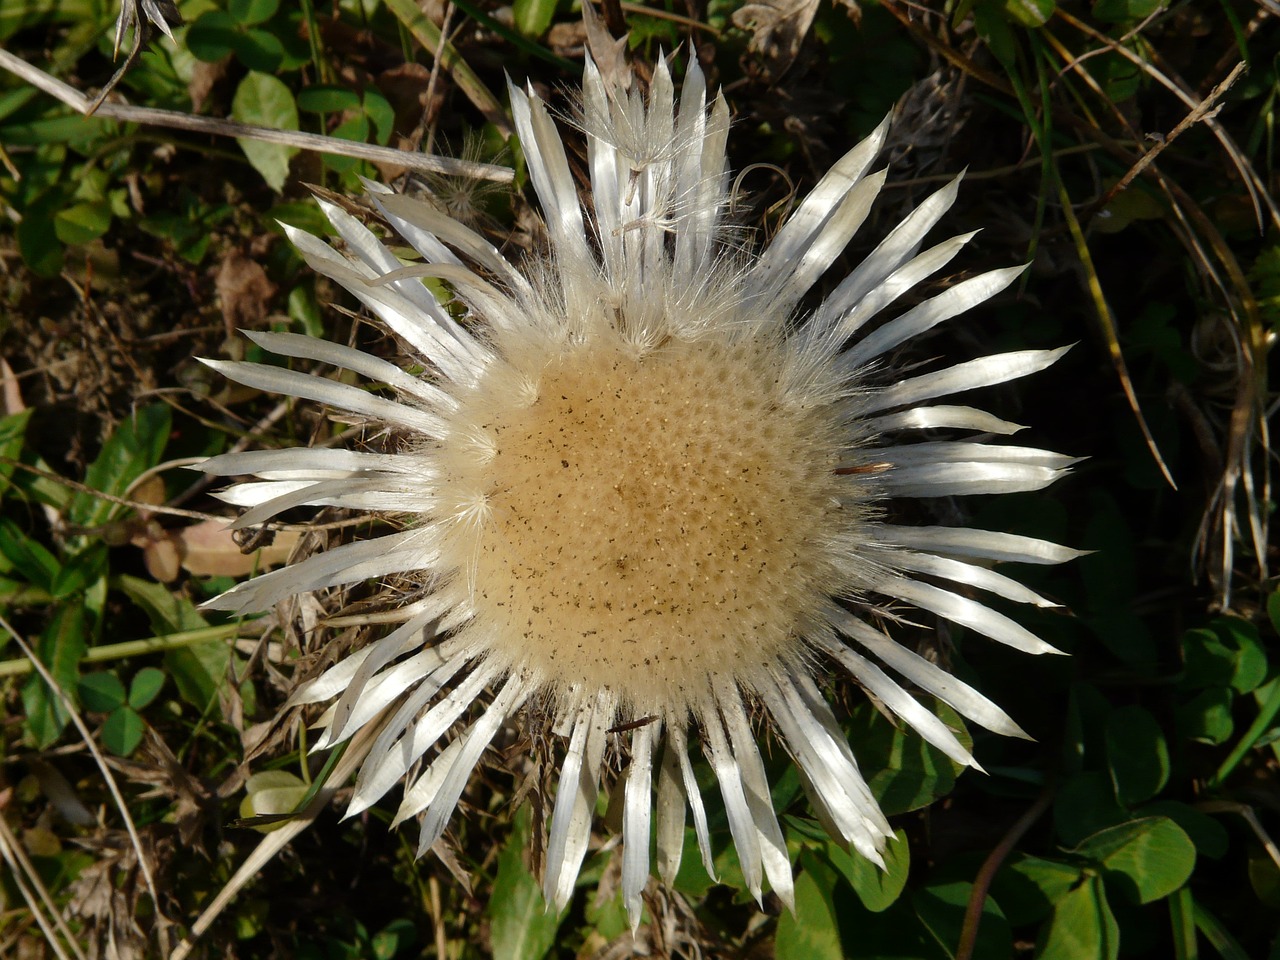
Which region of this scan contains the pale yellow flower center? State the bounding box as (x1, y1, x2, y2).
(446, 335, 848, 713)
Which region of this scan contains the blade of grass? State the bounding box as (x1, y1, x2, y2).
(381, 0, 513, 136)
(1055, 171, 1177, 488)
(1169, 886, 1198, 960)
(1207, 678, 1280, 789)
(0, 613, 165, 932)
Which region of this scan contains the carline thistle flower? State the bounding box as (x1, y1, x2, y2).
(201, 54, 1079, 923)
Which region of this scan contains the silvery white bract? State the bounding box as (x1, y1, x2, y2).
(200, 53, 1078, 925)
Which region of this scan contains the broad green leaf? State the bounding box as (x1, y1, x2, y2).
(512, 0, 556, 37)
(1054, 772, 1128, 846)
(79, 671, 127, 711)
(1038, 876, 1118, 960)
(230, 27, 285, 73)
(102, 706, 145, 756)
(239, 770, 310, 826)
(914, 880, 1011, 959)
(21, 600, 88, 747)
(186, 10, 239, 61)
(49, 543, 107, 599)
(68, 404, 171, 527)
(117, 574, 229, 709)
(229, 0, 278, 24)
(1180, 621, 1267, 694)
(364, 90, 395, 144)
(488, 807, 561, 960)
(118, 574, 208, 633)
(1137, 800, 1228, 859)
(231, 72, 299, 192)
(584, 888, 628, 941)
(53, 201, 112, 245)
(0, 517, 60, 590)
(853, 699, 968, 815)
(822, 828, 910, 912)
(671, 825, 716, 897)
(128, 667, 166, 710)
(371, 919, 417, 960)
(993, 855, 1083, 925)
(0, 409, 33, 501)
(1176, 686, 1234, 745)
(1073, 817, 1196, 905)
(17, 207, 62, 278)
(1092, 0, 1166, 22)
(776, 850, 843, 960)
(972, 3, 1017, 69)
(297, 85, 363, 113)
(998, 0, 1053, 27)
(1104, 705, 1169, 805)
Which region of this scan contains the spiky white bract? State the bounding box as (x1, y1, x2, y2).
(202, 54, 1079, 926)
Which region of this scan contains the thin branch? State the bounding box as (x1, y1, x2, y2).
(0, 49, 513, 184)
(955, 787, 1056, 960)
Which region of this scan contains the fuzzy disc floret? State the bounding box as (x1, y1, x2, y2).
(432, 324, 856, 713)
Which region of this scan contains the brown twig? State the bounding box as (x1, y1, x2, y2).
(1093, 62, 1247, 214)
(955, 786, 1055, 960)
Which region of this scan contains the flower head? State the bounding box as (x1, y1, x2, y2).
(201, 54, 1078, 922)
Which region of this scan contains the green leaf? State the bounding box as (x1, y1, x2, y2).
(118, 574, 208, 633)
(363, 90, 395, 144)
(1092, 0, 1166, 22)
(972, 2, 1018, 68)
(117, 574, 229, 709)
(512, 0, 556, 37)
(186, 10, 239, 61)
(230, 27, 285, 73)
(1054, 772, 1128, 846)
(821, 828, 910, 912)
(1176, 686, 1234, 745)
(1104, 705, 1169, 805)
(21, 600, 88, 747)
(1180, 621, 1267, 694)
(68, 404, 171, 528)
(0, 409, 33, 501)
(297, 85, 363, 113)
(49, 543, 107, 599)
(1038, 876, 1119, 960)
(914, 880, 1011, 959)
(231, 72, 299, 192)
(1137, 800, 1229, 859)
(1073, 817, 1196, 905)
(998, 0, 1054, 27)
(17, 207, 63, 278)
(371, 919, 417, 960)
(852, 699, 968, 815)
(228, 0, 278, 24)
(487, 807, 561, 960)
(993, 854, 1083, 925)
(102, 705, 145, 756)
(78, 671, 127, 711)
(0, 516, 60, 590)
(239, 770, 310, 823)
(128, 667, 166, 710)
(776, 850, 843, 960)
(53, 200, 112, 246)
